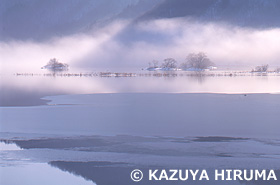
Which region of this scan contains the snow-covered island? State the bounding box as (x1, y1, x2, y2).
(147, 52, 217, 72)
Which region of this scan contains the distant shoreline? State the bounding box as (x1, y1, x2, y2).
(12, 71, 280, 78)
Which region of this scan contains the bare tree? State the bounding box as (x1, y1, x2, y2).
(161, 58, 177, 69)
(253, 64, 269, 72)
(42, 58, 69, 72)
(148, 60, 159, 68)
(181, 52, 214, 70)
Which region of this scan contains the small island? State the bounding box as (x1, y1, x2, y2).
(147, 52, 217, 71)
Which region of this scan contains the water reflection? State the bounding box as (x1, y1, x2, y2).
(1, 72, 280, 106)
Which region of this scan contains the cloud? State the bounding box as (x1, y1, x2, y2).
(1, 18, 280, 73)
(0, 20, 127, 72)
(80, 18, 280, 69)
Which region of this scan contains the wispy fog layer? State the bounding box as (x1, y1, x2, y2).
(1, 18, 280, 72)
(0, 21, 127, 72)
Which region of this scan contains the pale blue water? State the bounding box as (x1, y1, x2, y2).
(1, 74, 280, 185)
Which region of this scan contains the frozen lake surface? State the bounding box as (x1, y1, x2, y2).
(1, 135, 280, 185)
(1, 74, 280, 185)
(1, 93, 280, 138)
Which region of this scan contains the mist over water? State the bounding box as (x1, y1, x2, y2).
(1, 18, 280, 73)
(1, 73, 280, 107)
(2, 17, 280, 107)
(1, 3, 280, 185)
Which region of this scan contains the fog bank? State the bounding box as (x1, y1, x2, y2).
(1, 18, 280, 72)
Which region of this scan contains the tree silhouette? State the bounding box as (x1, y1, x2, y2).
(181, 52, 214, 70)
(42, 58, 69, 72)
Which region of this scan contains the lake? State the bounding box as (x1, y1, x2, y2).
(1, 71, 280, 185)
